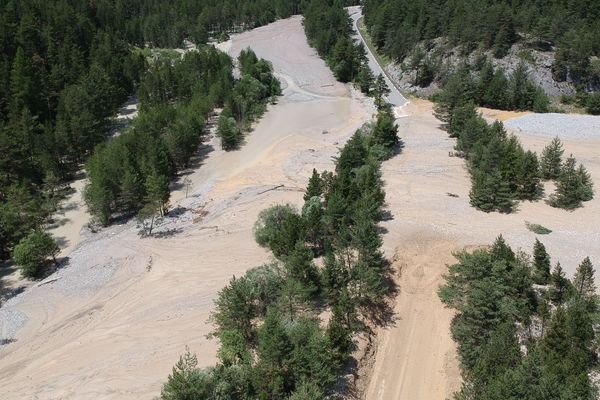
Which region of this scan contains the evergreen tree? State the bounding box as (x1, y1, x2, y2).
(217, 112, 242, 151)
(301, 196, 324, 251)
(284, 242, 320, 300)
(533, 239, 551, 285)
(573, 257, 596, 300)
(288, 382, 323, 400)
(492, 6, 517, 58)
(577, 164, 594, 202)
(161, 349, 212, 400)
(470, 169, 514, 213)
(372, 74, 390, 110)
(549, 155, 593, 209)
(254, 309, 292, 399)
(540, 137, 564, 180)
(515, 150, 542, 199)
(470, 321, 521, 388)
(211, 275, 257, 346)
(9, 47, 37, 115)
(145, 170, 170, 217)
(356, 65, 374, 94)
(371, 110, 399, 157)
(549, 262, 570, 306)
(304, 169, 323, 201)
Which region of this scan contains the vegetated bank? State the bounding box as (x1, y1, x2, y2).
(85, 48, 280, 229)
(159, 107, 400, 399)
(434, 80, 594, 213)
(440, 236, 599, 399)
(361, 0, 600, 113)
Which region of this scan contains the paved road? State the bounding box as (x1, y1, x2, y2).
(347, 6, 408, 107)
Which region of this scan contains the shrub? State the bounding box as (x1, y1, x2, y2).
(12, 231, 59, 278)
(525, 222, 552, 235)
(586, 92, 600, 115)
(254, 204, 304, 258)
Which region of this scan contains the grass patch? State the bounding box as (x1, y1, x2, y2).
(517, 49, 535, 65)
(526, 222, 552, 235)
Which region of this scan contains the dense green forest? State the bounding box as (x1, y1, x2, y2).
(92, 0, 304, 47)
(160, 109, 400, 399)
(0, 0, 299, 266)
(0, 0, 146, 260)
(440, 237, 599, 399)
(435, 73, 593, 213)
(363, 0, 600, 88)
(429, 60, 551, 113)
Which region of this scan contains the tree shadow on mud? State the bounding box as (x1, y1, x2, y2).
(171, 141, 215, 192)
(362, 279, 398, 330)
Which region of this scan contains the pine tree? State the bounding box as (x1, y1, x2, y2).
(217, 112, 242, 151)
(491, 235, 516, 263)
(516, 150, 542, 199)
(533, 239, 551, 285)
(549, 155, 591, 209)
(573, 257, 596, 300)
(304, 169, 323, 201)
(356, 65, 374, 94)
(288, 382, 324, 400)
(9, 47, 37, 115)
(372, 74, 390, 110)
(161, 348, 211, 400)
(254, 309, 292, 399)
(484, 70, 510, 109)
(120, 168, 143, 212)
(577, 164, 594, 202)
(321, 252, 348, 300)
(540, 137, 564, 180)
(510, 62, 536, 110)
(492, 6, 517, 58)
(284, 242, 320, 299)
(541, 306, 570, 374)
(549, 262, 570, 306)
(372, 110, 399, 156)
(470, 321, 521, 386)
(145, 170, 170, 217)
(470, 169, 514, 212)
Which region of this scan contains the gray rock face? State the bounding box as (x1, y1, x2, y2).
(384, 40, 577, 98)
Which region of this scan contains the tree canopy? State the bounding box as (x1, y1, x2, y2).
(440, 237, 599, 399)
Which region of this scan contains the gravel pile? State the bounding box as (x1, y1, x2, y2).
(0, 308, 27, 341)
(505, 113, 600, 139)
